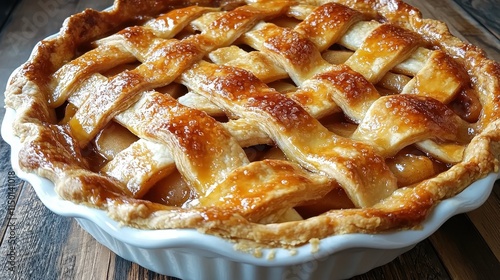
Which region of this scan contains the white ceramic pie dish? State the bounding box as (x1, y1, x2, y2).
(3, 105, 498, 280)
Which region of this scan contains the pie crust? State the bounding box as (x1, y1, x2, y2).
(4, 0, 500, 248)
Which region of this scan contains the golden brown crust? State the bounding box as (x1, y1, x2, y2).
(5, 0, 500, 248)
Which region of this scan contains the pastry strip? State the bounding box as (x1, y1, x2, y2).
(181, 60, 398, 207)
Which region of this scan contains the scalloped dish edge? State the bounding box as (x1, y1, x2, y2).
(2, 106, 498, 265)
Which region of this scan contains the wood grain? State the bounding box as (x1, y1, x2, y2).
(0, 0, 498, 279)
(0, 135, 23, 278)
(429, 214, 500, 280)
(467, 186, 500, 262)
(0, 0, 110, 109)
(58, 221, 114, 279)
(353, 239, 451, 279)
(0, 180, 73, 279)
(0, 0, 18, 30)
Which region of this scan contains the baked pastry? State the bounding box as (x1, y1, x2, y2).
(4, 0, 499, 248)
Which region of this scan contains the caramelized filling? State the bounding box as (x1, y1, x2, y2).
(81, 143, 108, 172)
(296, 186, 355, 218)
(386, 147, 448, 187)
(448, 88, 482, 122)
(144, 170, 197, 207)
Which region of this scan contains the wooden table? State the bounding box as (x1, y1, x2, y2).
(0, 0, 498, 279)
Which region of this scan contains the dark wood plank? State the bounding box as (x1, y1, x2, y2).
(0, 181, 74, 279)
(352, 239, 451, 279)
(113, 257, 178, 280)
(0, 0, 113, 108)
(0, 135, 21, 230)
(0, 136, 24, 276)
(57, 220, 115, 279)
(0, 0, 19, 30)
(467, 183, 500, 262)
(452, 0, 500, 40)
(429, 214, 500, 279)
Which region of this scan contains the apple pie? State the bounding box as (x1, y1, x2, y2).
(5, 0, 500, 248)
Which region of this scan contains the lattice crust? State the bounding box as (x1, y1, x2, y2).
(5, 0, 500, 248)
